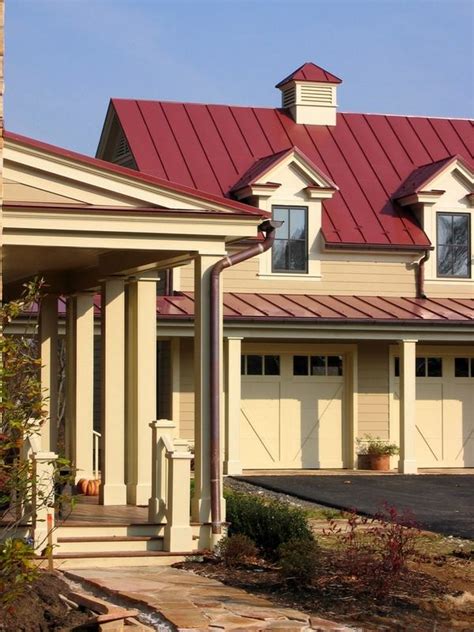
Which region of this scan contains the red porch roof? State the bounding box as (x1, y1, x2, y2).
(108, 99, 473, 249)
(156, 293, 474, 324)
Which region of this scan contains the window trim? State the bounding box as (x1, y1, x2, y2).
(436, 212, 471, 279)
(271, 205, 309, 274)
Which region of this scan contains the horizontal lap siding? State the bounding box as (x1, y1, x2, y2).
(424, 282, 474, 299)
(179, 338, 195, 441)
(357, 343, 390, 440)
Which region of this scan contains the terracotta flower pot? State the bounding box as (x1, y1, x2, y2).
(369, 454, 390, 471)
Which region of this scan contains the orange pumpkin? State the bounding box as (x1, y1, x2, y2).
(77, 478, 88, 494)
(86, 480, 100, 496)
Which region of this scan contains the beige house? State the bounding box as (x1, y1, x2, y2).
(2, 61, 473, 559)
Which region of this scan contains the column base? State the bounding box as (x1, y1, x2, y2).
(223, 460, 242, 476)
(100, 483, 127, 505)
(127, 483, 152, 506)
(398, 459, 418, 474)
(164, 525, 193, 552)
(191, 494, 226, 524)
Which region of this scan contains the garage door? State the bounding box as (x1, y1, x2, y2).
(240, 353, 345, 469)
(392, 354, 474, 467)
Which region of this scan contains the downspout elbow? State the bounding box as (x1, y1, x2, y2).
(416, 249, 431, 299)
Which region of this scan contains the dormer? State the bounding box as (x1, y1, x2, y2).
(276, 62, 342, 126)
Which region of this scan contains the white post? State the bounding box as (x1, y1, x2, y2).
(126, 273, 158, 505)
(100, 278, 127, 505)
(39, 295, 58, 452)
(32, 451, 58, 551)
(164, 441, 193, 552)
(224, 337, 243, 475)
(72, 294, 95, 482)
(148, 419, 175, 523)
(170, 338, 181, 430)
(191, 254, 225, 525)
(398, 339, 418, 474)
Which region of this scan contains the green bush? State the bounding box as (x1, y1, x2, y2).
(216, 533, 257, 568)
(225, 491, 314, 560)
(278, 537, 320, 584)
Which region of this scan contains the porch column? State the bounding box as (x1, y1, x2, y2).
(224, 337, 242, 475)
(398, 339, 418, 474)
(126, 272, 158, 506)
(170, 338, 181, 428)
(72, 294, 95, 481)
(191, 253, 225, 524)
(100, 278, 127, 505)
(39, 295, 58, 452)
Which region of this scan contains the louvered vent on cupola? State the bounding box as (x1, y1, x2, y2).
(111, 128, 136, 169)
(276, 62, 342, 126)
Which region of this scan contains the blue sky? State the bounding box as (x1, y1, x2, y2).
(5, 0, 474, 155)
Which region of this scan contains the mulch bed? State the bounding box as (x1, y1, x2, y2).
(0, 571, 91, 632)
(175, 555, 474, 631)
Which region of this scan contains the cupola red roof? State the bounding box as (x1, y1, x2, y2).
(275, 62, 342, 88)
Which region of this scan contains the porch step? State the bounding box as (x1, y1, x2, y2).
(57, 534, 164, 554)
(39, 550, 194, 570)
(56, 523, 165, 538)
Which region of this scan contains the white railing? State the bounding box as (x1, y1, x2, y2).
(92, 430, 101, 480)
(148, 420, 193, 552)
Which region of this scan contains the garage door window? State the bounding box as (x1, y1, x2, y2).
(394, 356, 443, 377)
(241, 354, 280, 376)
(293, 355, 343, 376)
(454, 357, 474, 378)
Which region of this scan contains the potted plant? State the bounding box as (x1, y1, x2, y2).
(356, 435, 399, 471)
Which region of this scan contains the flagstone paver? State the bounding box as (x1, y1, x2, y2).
(65, 566, 356, 631)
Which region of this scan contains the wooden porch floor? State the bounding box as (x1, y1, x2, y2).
(59, 496, 149, 526)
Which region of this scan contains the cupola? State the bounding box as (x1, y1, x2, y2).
(276, 62, 342, 126)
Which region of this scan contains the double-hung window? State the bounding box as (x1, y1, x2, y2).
(272, 206, 308, 273)
(437, 213, 471, 278)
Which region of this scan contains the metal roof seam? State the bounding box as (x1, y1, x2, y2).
(205, 104, 240, 176)
(402, 297, 450, 319)
(426, 117, 453, 156)
(448, 119, 472, 155)
(405, 117, 435, 163)
(227, 106, 256, 159)
(361, 114, 403, 179)
(135, 101, 170, 181)
(346, 295, 398, 319)
(257, 293, 295, 317)
(158, 102, 199, 190)
(326, 124, 392, 244)
(251, 108, 278, 155)
(382, 115, 416, 166)
(427, 297, 473, 320)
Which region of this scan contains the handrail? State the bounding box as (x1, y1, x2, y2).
(92, 430, 101, 480)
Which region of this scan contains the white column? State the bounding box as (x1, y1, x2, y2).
(100, 278, 127, 505)
(126, 273, 157, 506)
(398, 339, 418, 474)
(65, 299, 75, 460)
(191, 254, 225, 524)
(39, 295, 58, 452)
(73, 294, 95, 481)
(224, 337, 242, 475)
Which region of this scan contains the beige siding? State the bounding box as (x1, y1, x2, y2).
(424, 281, 474, 299)
(4, 179, 85, 204)
(179, 338, 195, 441)
(178, 254, 417, 296)
(357, 343, 390, 440)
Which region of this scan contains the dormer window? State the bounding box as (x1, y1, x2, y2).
(437, 213, 471, 278)
(272, 206, 308, 273)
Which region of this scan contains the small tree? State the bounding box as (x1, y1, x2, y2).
(0, 279, 73, 607)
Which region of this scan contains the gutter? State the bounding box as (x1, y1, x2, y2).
(209, 219, 282, 537)
(416, 249, 431, 299)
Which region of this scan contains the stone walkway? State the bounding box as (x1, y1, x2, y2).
(65, 566, 355, 631)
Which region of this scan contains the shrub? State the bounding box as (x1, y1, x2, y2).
(216, 534, 257, 568)
(278, 537, 320, 584)
(326, 504, 420, 597)
(225, 491, 314, 560)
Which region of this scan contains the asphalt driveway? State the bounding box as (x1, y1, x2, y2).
(237, 474, 474, 539)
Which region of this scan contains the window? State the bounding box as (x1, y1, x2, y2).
(394, 357, 442, 377)
(437, 213, 471, 278)
(454, 357, 474, 377)
(241, 355, 280, 376)
(272, 206, 308, 273)
(293, 355, 343, 376)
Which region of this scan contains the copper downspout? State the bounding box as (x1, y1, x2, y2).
(209, 219, 282, 535)
(416, 249, 431, 299)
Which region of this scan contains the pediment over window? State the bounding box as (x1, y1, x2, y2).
(230, 147, 338, 201)
(394, 155, 474, 207)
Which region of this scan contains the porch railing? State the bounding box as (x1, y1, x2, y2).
(148, 420, 193, 552)
(92, 430, 101, 480)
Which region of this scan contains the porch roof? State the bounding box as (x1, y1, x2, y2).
(155, 293, 474, 325)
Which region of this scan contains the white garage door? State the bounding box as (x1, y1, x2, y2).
(240, 353, 345, 469)
(392, 354, 474, 467)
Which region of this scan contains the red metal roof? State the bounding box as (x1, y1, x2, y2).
(109, 99, 473, 248)
(156, 293, 474, 324)
(394, 154, 471, 199)
(5, 131, 266, 218)
(275, 62, 343, 87)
